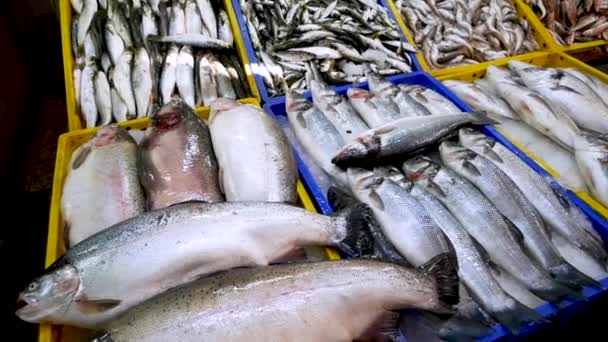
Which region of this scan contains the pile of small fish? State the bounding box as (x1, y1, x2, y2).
(525, 0, 608, 44)
(443, 61, 608, 208)
(238, 0, 415, 96)
(16, 98, 460, 341)
(286, 74, 607, 339)
(395, 0, 539, 69)
(71, 0, 249, 128)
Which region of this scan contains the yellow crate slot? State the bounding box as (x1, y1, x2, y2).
(437, 51, 608, 216)
(59, 0, 261, 131)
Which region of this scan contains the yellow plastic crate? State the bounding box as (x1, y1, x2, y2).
(39, 99, 338, 342)
(436, 51, 608, 218)
(562, 40, 608, 63)
(384, 0, 557, 76)
(59, 0, 261, 131)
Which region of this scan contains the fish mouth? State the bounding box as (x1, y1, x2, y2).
(15, 295, 34, 317)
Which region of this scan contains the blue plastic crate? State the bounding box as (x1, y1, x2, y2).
(263, 71, 608, 341)
(231, 0, 422, 104)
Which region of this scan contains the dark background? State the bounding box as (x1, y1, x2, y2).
(0, 0, 606, 340)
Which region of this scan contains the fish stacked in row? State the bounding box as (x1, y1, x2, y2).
(395, 0, 539, 69)
(71, 0, 248, 128)
(17, 98, 458, 341)
(286, 75, 607, 339)
(525, 0, 608, 44)
(444, 61, 608, 208)
(239, 0, 415, 96)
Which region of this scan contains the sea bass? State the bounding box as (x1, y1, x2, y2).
(440, 140, 598, 289)
(61, 125, 144, 247)
(402, 156, 581, 302)
(574, 132, 608, 208)
(347, 88, 403, 127)
(16, 201, 375, 328)
(458, 128, 608, 267)
(347, 168, 459, 305)
(286, 90, 348, 188)
(209, 99, 297, 203)
(95, 259, 454, 342)
(442, 79, 519, 120)
(140, 98, 223, 209)
(366, 73, 431, 117)
(509, 61, 608, 134)
(332, 112, 493, 167)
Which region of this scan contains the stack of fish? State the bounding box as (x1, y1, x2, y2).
(238, 0, 415, 96)
(525, 0, 608, 44)
(394, 0, 539, 69)
(443, 61, 608, 208)
(16, 98, 460, 341)
(71, 0, 249, 128)
(286, 75, 607, 339)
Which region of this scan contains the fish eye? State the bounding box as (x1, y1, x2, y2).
(28, 281, 39, 291)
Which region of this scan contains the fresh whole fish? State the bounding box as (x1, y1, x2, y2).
(332, 112, 494, 167)
(347, 168, 459, 305)
(105, 21, 125, 65)
(81, 60, 98, 128)
(149, 34, 233, 49)
(509, 61, 608, 134)
(60, 125, 144, 247)
(73, 66, 82, 113)
(94, 70, 113, 126)
(286, 90, 348, 188)
(76, 0, 98, 48)
(442, 79, 519, 120)
(160, 44, 179, 104)
(176, 46, 195, 108)
(367, 73, 432, 117)
(185, 0, 204, 35)
(458, 128, 608, 267)
(483, 65, 581, 151)
(132, 47, 154, 118)
(196, 0, 218, 39)
(197, 52, 219, 105)
(407, 180, 545, 332)
(16, 201, 378, 328)
(574, 132, 608, 208)
(169, 0, 186, 35)
(311, 79, 369, 140)
(402, 155, 582, 302)
(402, 84, 462, 115)
(208, 54, 236, 99)
(347, 88, 403, 127)
(218, 9, 234, 45)
(209, 99, 297, 203)
(140, 98, 223, 209)
(562, 67, 608, 101)
(440, 140, 599, 289)
(112, 50, 137, 119)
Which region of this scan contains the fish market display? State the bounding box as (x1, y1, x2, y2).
(394, 0, 539, 69)
(140, 98, 223, 210)
(525, 0, 608, 44)
(442, 61, 608, 207)
(70, 0, 249, 128)
(97, 260, 454, 341)
(238, 0, 415, 96)
(61, 125, 144, 247)
(209, 99, 298, 203)
(16, 201, 378, 328)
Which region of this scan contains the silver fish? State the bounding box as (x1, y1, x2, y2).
(81, 60, 98, 128)
(160, 44, 179, 104)
(140, 98, 223, 209)
(76, 0, 98, 48)
(407, 180, 545, 332)
(440, 140, 599, 289)
(169, 0, 186, 35)
(149, 33, 232, 49)
(218, 9, 234, 45)
(197, 52, 218, 106)
(112, 49, 137, 119)
(105, 20, 125, 65)
(402, 155, 581, 303)
(509, 61, 608, 134)
(442, 79, 519, 120)
(209, 99, 297, 203)
(311, 79, 369, 140)
(73, 65, 82, 114)
(347, 88, 403, 127)
(332, 112, 493, 167)
(60, 125, 144, 247)
(176, 46, 195, 108)
(403, 84, 462, 115)
(574, 132, 608, 208)
(458, 128, 608, 267)
(94, 70, 113, 126)
(286, 90, 348, 187)
(208, 53, 236, 99)
(196, 0, 218, 39)
(132, 47, 154, 118)
(96, 259, 453, 341)
(16, 201, 375, 328)
(367, 73, 431, 117)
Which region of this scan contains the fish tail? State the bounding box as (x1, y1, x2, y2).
(329, 190, 376, 258)
(529, 281, 586, 303)
(549, 263, 604, 290)
(494, 298, 548, 334)
(468, 111, 500, 126)
(421, 253, 460, 306)
(91, 333, 113, 342)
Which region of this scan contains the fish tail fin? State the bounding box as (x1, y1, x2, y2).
(468, 111, 500, 126)
(529, 281, 586, 303)
(421, 253, 460, 306)
(494, 299, 548, 334)
(549, 263, 604, 290)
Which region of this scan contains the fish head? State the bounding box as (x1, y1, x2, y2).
(458, 127, 493, 149)
(285, 90, 311, 114)
(438, 140, 475, 164)
(485, 66, 514, 83)
(346, 88, 371, 103)
(16, 264, 79, 323)
(150, 98, 191, 130)
(92, 124, 133, 147)
(373, 166, 411, 189)
(347, 167, 384, 192)
(401, 156, 439, 183)
(332, 135, 380, 168)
